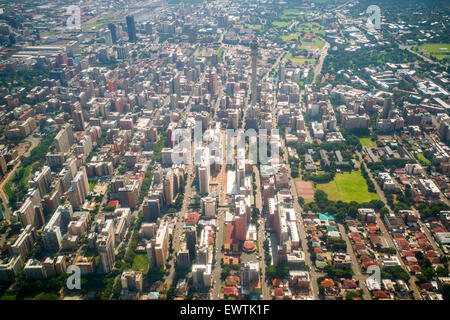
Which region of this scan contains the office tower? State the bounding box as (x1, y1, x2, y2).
(197, 147, 210, 195)
(185, 227, 197, 259)
(72, 109, 86, 131)
(108, 23, 117, 44)
(201, 196, 217, 218)
(126, 15, 137, 42)
(250, 38, 258, 106)
(199, 167, 209, 195)
(97, 220, 115, 273)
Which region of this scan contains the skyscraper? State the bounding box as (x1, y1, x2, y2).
(126, 15, 137, 42)
(250, 38, 258, 106)
(108, 23, 117, 44)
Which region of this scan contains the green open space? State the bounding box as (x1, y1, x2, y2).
(285, 51, 315, 65)
(297, 23, 325, 36)
(359, 137, 377, 148)
(132, 254, 149, 273)
(272, 21, 291, 28)
(315, 171, 380, 203)
(299, 38, 325, 50)
(281, 34, 299, 41)
(416, 153, 431, 166)
(247, 24, 263, 30)
(418, 43, 450, 61)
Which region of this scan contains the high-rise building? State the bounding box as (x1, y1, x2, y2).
(154, 222, 169, 268)
(146, 241, 155, 269)
(55, 124, 73, 153)
(201, 196, 217, 218)
(382, 98, 393, 119)
(108, 23, 117, 44)
(97, 219, 115, 273)
(143, 198, 160, 222)
(121, 270, 143, 294)
(241, 262, 259, 288)
(72, 110, 86, 131)
(126, 15, 137, 42)
(192, 264, 212, 287)
(250, 38, 258, 106)
(68, 167, 89, 210)
(185, 227, 197, 259)
(177, 245, 191, 268)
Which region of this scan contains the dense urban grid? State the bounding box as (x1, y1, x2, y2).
(0, 0, 449, 301)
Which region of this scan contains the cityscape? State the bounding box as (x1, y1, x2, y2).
(0, 0, 448, 302)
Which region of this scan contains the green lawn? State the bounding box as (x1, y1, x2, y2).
(359, 137, 377, 148)
(281, 34, 299, 41)
(316, 171, 380, 203)
(285, 52, 315, 65)
(297, 23, 325, 36)
(418, 43, 450, 61)
(132, 254, 149, 273)
(272, 21, 291, 28)
(416, 153, 431, 166)
(299, 38, 325, 50)
(283, 9, 302, 15)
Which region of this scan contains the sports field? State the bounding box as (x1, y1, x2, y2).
(359, 137, 376, 148)
(281, 34, 299, 41)
(299, 38, 325, 50)
(272, 21, 291, 28)
(316, 171, 380, 203)
(418, 43, 450, 61)
(285, 52, 315, 65)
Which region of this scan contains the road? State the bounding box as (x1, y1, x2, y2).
(312, 39, 330, 84)
(162, 161, 194, 291)
(337, 224, 372, 300)
(357, 151, 422, 300)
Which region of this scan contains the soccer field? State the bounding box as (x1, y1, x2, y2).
(316, 171, 380, 203)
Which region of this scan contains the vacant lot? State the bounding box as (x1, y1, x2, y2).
(295, 178, 315, 199)
(316, 171, 380, 203)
